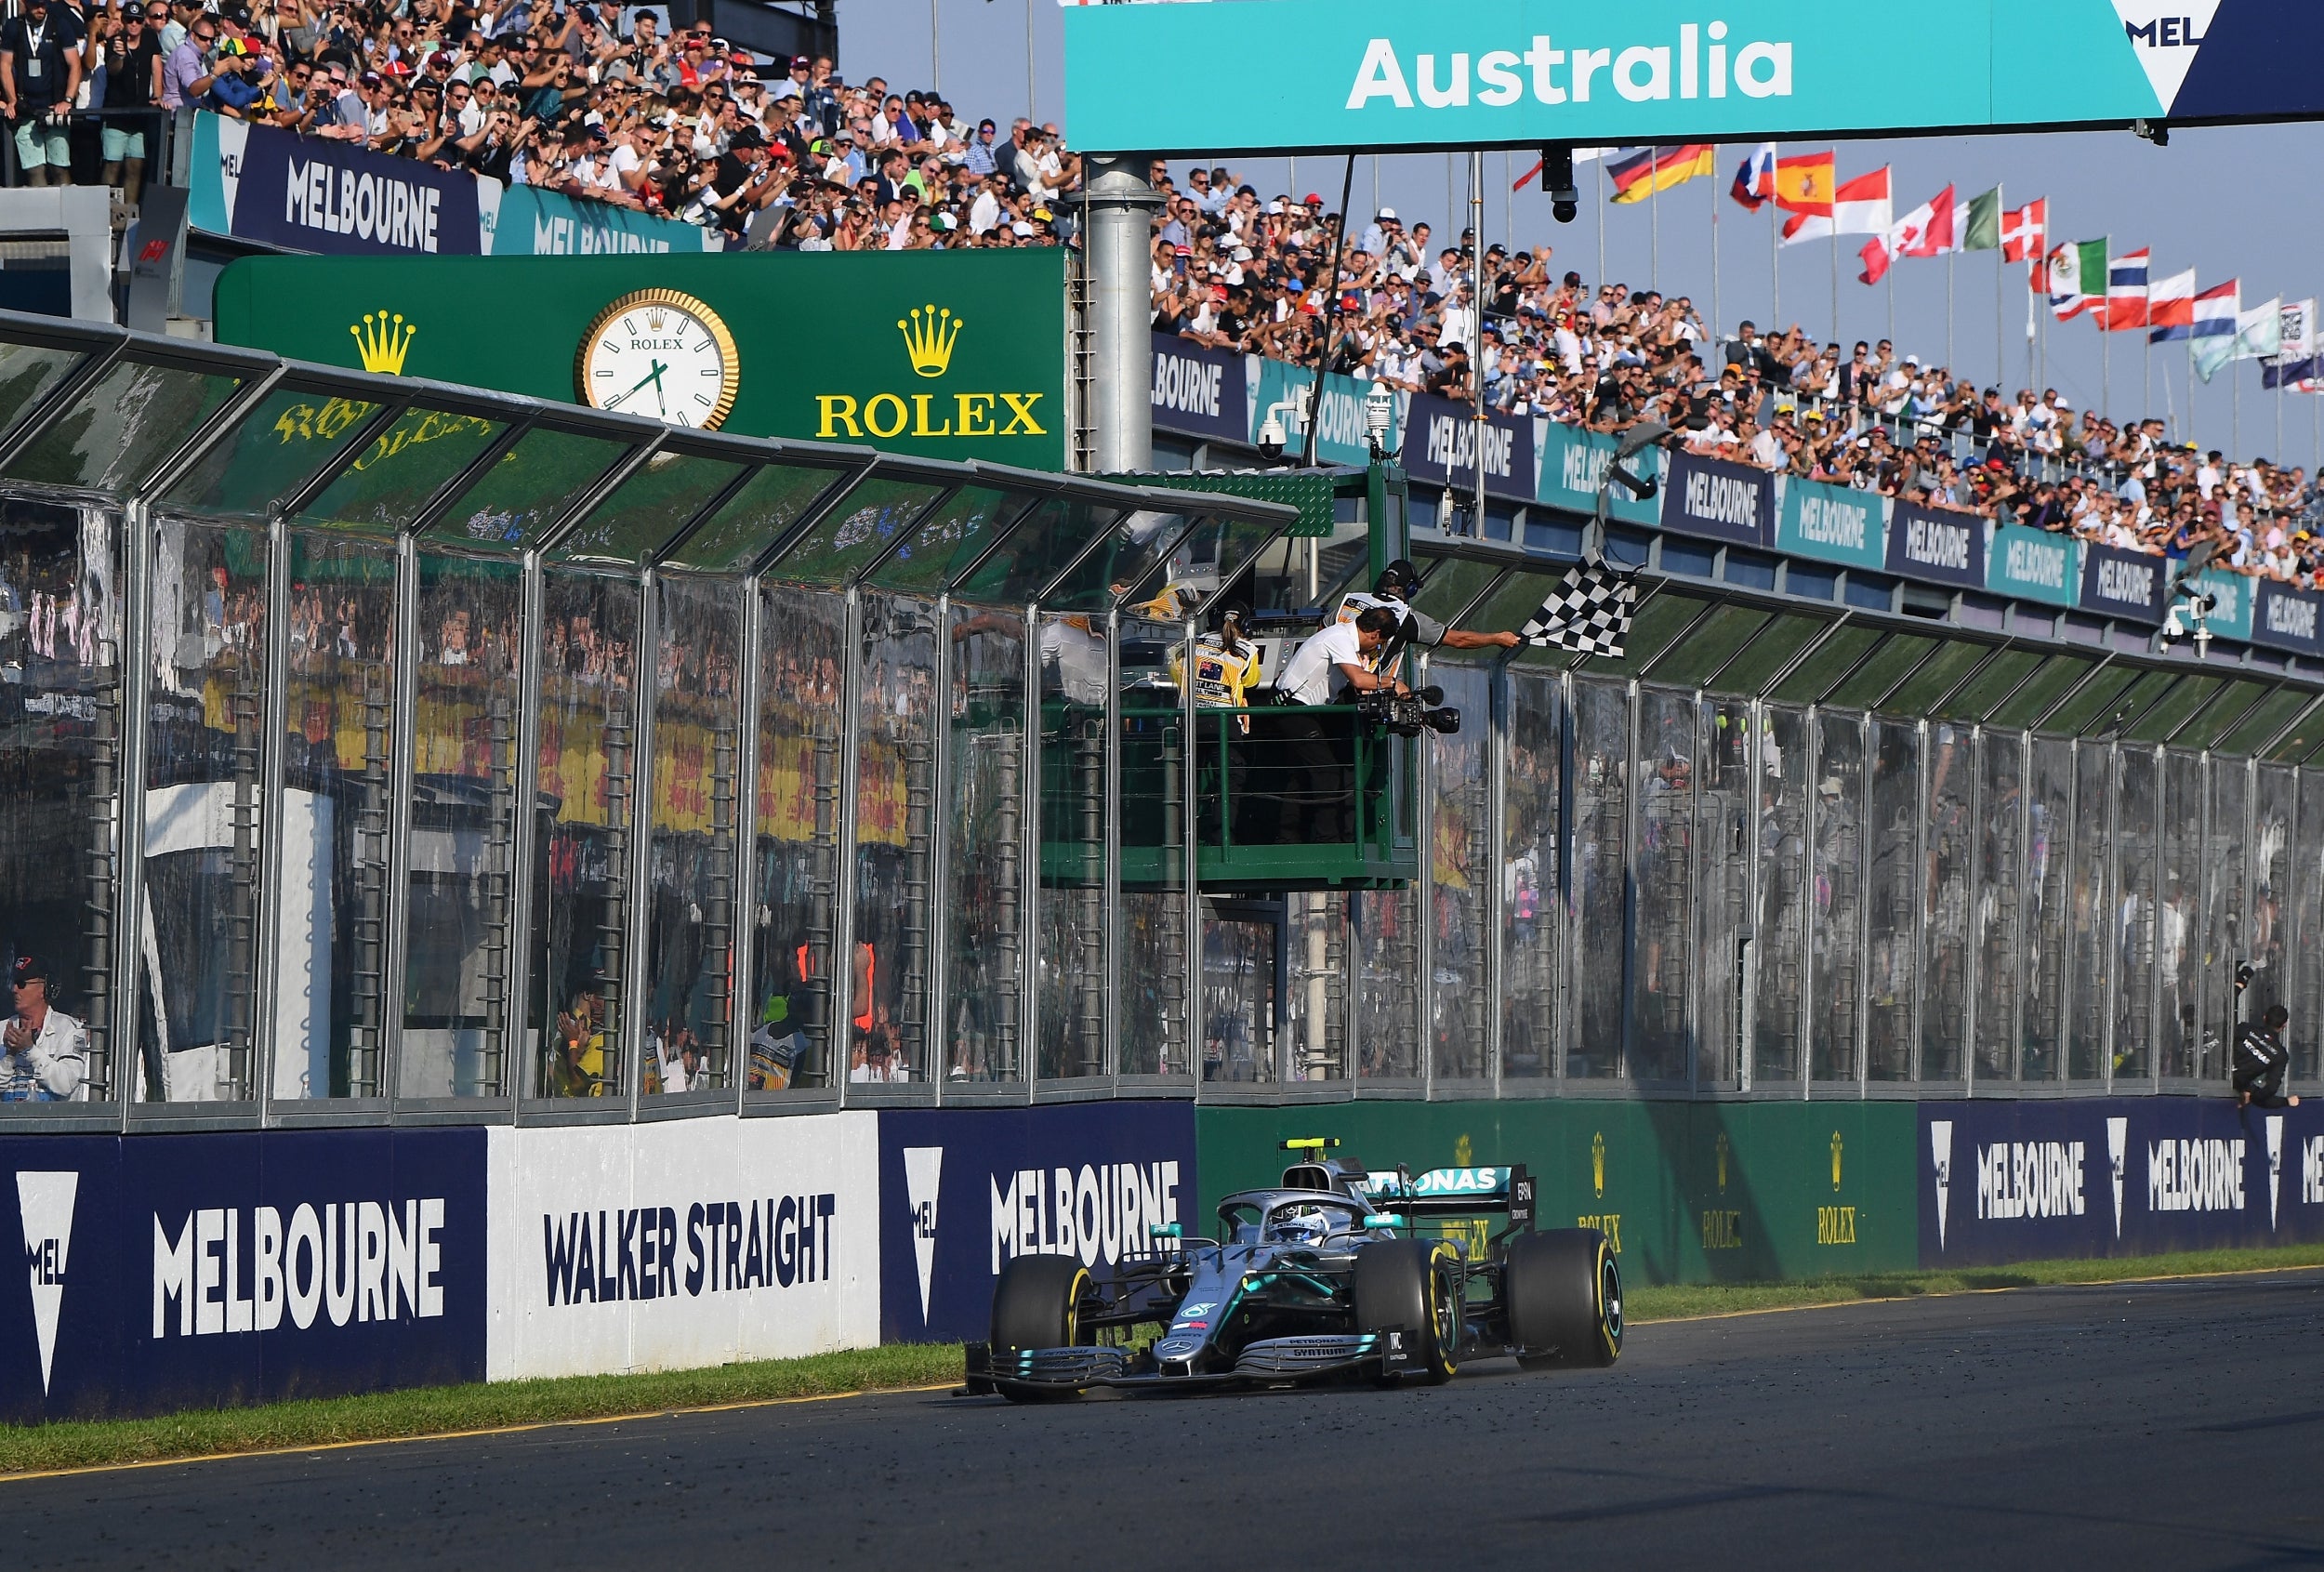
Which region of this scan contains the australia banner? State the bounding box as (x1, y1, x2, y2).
(190, 112, 484, 258)
(1660, 450, 1775, 548)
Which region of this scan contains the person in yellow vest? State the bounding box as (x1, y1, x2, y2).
(549, 987, 607, 1097)
(1173, 602, 1260, 838)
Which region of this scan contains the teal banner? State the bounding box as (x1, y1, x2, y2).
(2190, 568, 2256, 644)
(1987, 525, 2080, 607)
(1536, 422, 1660, 524)
(1252, 360, 1402, 468)
(486, 184, 714, 257)
(1775, 478, 1885, 571)
(1062, 0, 2248, 154)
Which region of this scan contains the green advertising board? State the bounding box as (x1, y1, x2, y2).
(1196, 1099, 1918, 1287)
(215, 249, 1070, 469)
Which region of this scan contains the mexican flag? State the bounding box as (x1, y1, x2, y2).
(2047, 239, 2107, 322)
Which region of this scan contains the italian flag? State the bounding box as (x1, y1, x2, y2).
(2047, 239, 2107, 322)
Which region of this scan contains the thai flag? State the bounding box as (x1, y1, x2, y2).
(1730, 144, 1776, 211)
(2100, 247, 2149, 332)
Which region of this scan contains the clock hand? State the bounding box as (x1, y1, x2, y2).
(602, 360, 667, 412)
(646, 361, 670, 417)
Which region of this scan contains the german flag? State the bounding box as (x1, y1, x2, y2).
(1605, 145, 1717, 205)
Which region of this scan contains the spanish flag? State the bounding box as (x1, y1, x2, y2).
(1605, 144, 1717, 205)
(1771, 151, 1836, 215)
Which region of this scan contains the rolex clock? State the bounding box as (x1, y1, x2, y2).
(574, 289, 740, 430)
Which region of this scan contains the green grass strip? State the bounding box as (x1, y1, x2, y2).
(6, 1245, 2321, 1478)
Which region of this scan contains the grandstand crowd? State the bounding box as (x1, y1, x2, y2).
(23, 0, 2320, 589)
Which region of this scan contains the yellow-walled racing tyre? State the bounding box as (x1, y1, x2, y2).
(1353, 1237, 1460, 1386)
(1505, 1227, 1622, 1370)
(991, 1255, 1093, 1402)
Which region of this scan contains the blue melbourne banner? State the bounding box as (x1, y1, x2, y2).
(1776, 477, 1886, 571)
(0, 1128, 488, 1422)
(2190, 568, 2256, 645)
(1251, 358, 1398, 467)
(1921, 1100, 2324, 1268)
(1660, 450, 1774, 548)
(1150, 334, 1252, 445)
(1885, 501, 1986, 589)
(2079, 541, 2170, 623)
(190, 112, 484, 257)
(1986, 525, 2080, 607)
(878, 1103, 1196, 1344)
(1536, 421, 1661, 524)
(487, 183, 713, 256)
(1064, 0, 2324, 155)
(1400, 391, 1537, 504)
(2252, 580, 2324, 657)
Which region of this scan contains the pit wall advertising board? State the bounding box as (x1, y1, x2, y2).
(1400, 391, 1536, 505)
(877, 1102, 1198, 1345)
(1661, 450, 1776, 549)
(1920, 1100, 2324, 1268)
(483, 1115, 880, 1381)
(215, 249, 1069, 468)
(1064, 0, 2323, 154)
(0, 1128, 488, 1424)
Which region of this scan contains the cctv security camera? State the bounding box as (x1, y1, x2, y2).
(1257, 412, 1286, 462)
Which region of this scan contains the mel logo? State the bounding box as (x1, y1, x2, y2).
(2111, 3, 2219, 113)
(1930, 1121, 1953, 1249)
(904, 1146, 944, 1324)
(16, 1171, 76, 1396)
(2107, 1117, 2129, 1237)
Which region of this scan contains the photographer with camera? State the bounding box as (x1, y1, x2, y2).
(0, 0, 83, 186)
(1255, 604, 1404, 843)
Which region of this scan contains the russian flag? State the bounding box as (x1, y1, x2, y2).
(2146, 270, 2197, 342)
(1730, 144, 1776, 211)
(2100, 247, 2149, 331)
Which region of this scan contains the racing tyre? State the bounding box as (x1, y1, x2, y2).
(1353, 1239, 1459, 1386)
(1504, 1227, 1622, 1370)
(991, 1255, 1092, 1404)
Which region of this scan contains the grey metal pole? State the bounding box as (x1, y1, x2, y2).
(1472, 152, 1486, 537)
(1085, 153, 1162, 472)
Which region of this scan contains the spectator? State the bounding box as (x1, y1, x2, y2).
(0, 0, 82, 184)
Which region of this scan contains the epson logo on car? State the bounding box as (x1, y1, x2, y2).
(989, 1161, 1181, 1273)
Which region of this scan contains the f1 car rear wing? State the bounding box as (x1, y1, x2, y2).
(1357, 1166, 1536, 1231)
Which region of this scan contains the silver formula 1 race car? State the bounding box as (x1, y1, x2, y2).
(963, 1138, 1621, 1400)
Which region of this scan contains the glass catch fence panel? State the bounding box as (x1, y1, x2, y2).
(1695, 697, 1755, 1090)
(1863, 719, 1921, 1083)
(278, 532, 398, 1101)
(5, 361, 243, 497)
(561, 454, 747, 567)
(1354, 887, 1419, 1080)
(0, 341, 90, 450)
(2247, 764, 2297, 1052)
(1921, 722, 1972, 1082)
(2067, 741, 2115, 1081)
(0, 500, 121, 1105)
(1426, 662, 1492, 1085)
(852, 590, 938, 1086)
(1568, 679, 1630, 1081)
(2157, 751, 2203, 1080)
(1501, 668, 1561, 1082)
(2113, 747, 2159, 1085)
(1282, 892, 1346, 1082)
(2199, 760, 2244, 1085)
(531, 571, 640, 1101)
(1973, 731, 2027, 1084)
(1809, 712, 1866, 1085)
(1117, 610, 1189, 1079)
(139, 517, 266, 1103)
(162, 390, 385, 524)
(1631, 689, 1696, 1086)
(1035, 610, 1108, 1080)
(748, 581, 846, 1093)
(1752, 705, 1810, 1086)
(640, 575, 744, 1096)
(398, 551, 523, 1099)
(2023, 737, 2073, 1082)
(296, 408, 508, 536)
(1202, 906, 1279, 1084)
(2294, 769, 2324, 1082)
(942, 598, 1028, 1085)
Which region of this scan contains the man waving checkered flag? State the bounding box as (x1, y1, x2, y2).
(1520, 552, 1638, 658)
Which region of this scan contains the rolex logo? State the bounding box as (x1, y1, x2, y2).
(1831, 1131, 1845, 1191)
(646, 308, 667, 332)
(898, 303, 965, 378)
(349, 310, 416, 376)
(1591, 1132, 1605, 1198)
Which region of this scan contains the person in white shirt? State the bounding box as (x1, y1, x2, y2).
(0, 954, 85, 1102)
(1261, 606, 1403, 844)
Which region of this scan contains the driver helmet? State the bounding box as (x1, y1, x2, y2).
(1268, 1204, 1335, 1245)
(1373, 559, 1422, 600)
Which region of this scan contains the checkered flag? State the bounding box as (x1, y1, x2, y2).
(1520, 555, 1638, 658)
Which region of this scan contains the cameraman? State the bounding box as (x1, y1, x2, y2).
(1336, 559, 1522, 656)
(1261, 605, 1402, 842)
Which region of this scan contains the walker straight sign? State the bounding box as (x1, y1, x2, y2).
(1064, 0, 2324, 155)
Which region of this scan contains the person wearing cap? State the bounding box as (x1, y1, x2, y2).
(1335, 560, 1521, 654)
(0, 954, 85, 1102)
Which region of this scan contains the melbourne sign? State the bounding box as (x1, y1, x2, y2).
(1986, 525, 2080, 607)
(1401, 391, 1535, 504)
(1660, 450, 1773, 548)
(1150, 332, 1251, 445)
(1776, 478, 1885, 572)
(1886, 501, 1986, 590)
(1064, 0, 2324, 154)
(215, 250, 1068, 466)
(2078, 541, 2169, 623)
(190, 112, 482, 257)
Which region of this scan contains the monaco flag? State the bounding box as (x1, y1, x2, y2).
(1781, 166, 1891, 245)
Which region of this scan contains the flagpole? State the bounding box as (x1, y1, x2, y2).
(1947, 250, 1956, 376)
(1830, 238, 1839, 350)
(2102, 317, 2110, 427)
(1473, 150, 1486, 539)
(1994, 183, 2005, 392)
(1770, 141, 1780, 336)
(1596, 157, 1606, 289)
(1711, 164, 1722, 355)
(1650, 152, 1661, 294)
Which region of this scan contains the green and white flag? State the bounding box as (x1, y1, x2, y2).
(1960, 187, 2002, 252)
(2046, 238, 2107, 322)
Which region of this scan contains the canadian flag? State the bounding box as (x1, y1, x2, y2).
(1859, 184, 1957, 284)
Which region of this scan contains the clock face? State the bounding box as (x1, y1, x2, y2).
(574, 289, 740, 430)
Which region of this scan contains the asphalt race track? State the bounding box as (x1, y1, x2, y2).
(12, 1269, 2324, 1570)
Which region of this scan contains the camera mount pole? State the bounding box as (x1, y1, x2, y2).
(1299, 153, 1360, 469)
